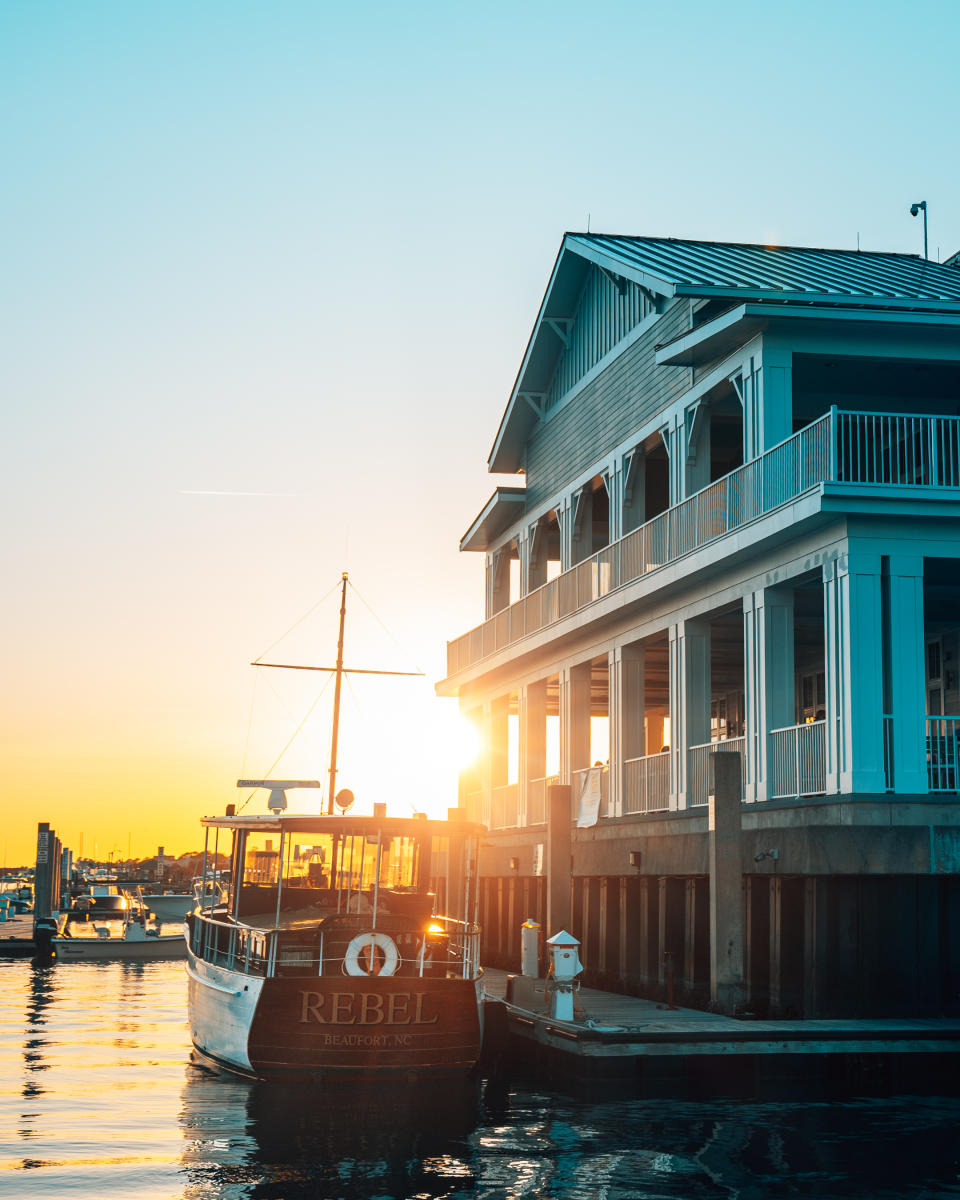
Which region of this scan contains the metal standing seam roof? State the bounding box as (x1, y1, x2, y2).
(568, 234, 960, 305)
(486, 232, 960, 474)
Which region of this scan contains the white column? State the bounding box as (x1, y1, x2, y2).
(609, 644, 645, 818)
(605, 465, 622, 545)
(685, 402, 711, 496)
(743, 584, 794, 802)
(887, 555, 927, 793)
(622, 446, 645, 535)
(825, 550, 886, 794)
(674, 618, 710, 809)
(667, 418, 683, 505)
(521, 680, 547, 825)
(742, 591, 763, 803)
(559, 662, 591, 785)
(517, 528, 530, 599)
(528, 520, 547, 592)
(557, 499, 573, 572)
(668, 623, 682, 810)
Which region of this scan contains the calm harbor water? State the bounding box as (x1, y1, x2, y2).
(1, 958, 959, 1199)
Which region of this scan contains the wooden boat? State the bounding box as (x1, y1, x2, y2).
(184, 574, 485, 1080)
(185, 802, 483, 1079)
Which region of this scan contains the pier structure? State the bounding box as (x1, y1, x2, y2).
(439, 234, 960, 1019)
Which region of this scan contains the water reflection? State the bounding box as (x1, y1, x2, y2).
(177, 1059, 960, 1200)
(2, 960, 960, 1200)
(179, 1066, 482, 1199)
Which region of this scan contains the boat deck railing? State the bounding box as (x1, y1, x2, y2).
(189, 910, 481, 981)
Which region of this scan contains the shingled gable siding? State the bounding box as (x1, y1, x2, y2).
(524, 297, 692, 509)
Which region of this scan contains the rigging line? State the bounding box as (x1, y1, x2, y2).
(260, 668, 302, 725)
(346, 578, 425, 675)
(251, 577, 343, 664)
(235, 672, 336, 814)
(239, 669, 261, 780)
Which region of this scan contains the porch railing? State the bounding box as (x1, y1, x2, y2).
(623, 751, 670, 814)
(927, 716, 960, 792)
(525, 774, 559, 825)
(490, 783, 519, 830)
(447, 409, 960, 676)
(686, 738, 746, 807)
(769, 721, 827, 799)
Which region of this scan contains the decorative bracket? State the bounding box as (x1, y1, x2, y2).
(546, 317, 573, 347)
(518, 391, 546, 418)
(685, 399, 707, 464)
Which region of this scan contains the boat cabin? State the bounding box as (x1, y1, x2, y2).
(187, 808, 484, 982)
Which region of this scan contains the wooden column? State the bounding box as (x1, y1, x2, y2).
(709, 751, 746, 1014)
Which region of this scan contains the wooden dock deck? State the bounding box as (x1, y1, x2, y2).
(482, 969, 960, 1061)
(0, 909, 37, 955)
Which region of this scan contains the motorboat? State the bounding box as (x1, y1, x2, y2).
(52, 889, 187, 960)
(141, 890, 196, 923)
(185, 797, 483, 1079)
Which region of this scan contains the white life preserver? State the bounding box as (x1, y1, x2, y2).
(344, 931, 400, 977)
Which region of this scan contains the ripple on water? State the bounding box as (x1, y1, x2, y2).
(2, 959, 960, 1199)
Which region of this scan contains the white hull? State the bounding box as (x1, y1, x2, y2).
(142, 894, 195, 922)
(52, 931, 187, 960)
(185, 945, 264, 1074)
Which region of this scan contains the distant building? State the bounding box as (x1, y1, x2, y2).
(439, 234, 960, 1018)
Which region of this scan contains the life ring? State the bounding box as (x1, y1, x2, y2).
(344, 931, 399, 977)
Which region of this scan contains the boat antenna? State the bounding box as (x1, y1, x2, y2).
(251, 571, 425, 815)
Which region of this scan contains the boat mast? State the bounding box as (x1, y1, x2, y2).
(250, 573, 423, 814)
(328, 572, 348, 814)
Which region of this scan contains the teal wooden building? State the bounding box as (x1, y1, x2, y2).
(438, 234, 960, 1018)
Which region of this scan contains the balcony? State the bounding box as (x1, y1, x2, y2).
(447, 409, 960, 677)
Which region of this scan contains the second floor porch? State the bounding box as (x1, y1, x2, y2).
(445, 407, 960, 682)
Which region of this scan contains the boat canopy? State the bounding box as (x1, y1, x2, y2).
(199, 812, 485, 839)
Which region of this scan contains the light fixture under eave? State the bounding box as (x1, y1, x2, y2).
(910, 200, 928, 260)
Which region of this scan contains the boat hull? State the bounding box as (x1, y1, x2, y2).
(143, 893, 195, 922)
(186, 944, 483, 1080)
(52, 931, 187, 960)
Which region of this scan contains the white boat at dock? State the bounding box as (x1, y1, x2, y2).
(53, 887, 187, 960)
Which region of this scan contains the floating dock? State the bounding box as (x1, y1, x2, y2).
(0, 909, 39, 956)
(482, 969, 960, 1088)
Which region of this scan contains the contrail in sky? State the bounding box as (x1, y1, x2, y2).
(179, 489, 296, 497)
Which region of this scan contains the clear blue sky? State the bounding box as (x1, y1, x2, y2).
(3, 0, 958, 861)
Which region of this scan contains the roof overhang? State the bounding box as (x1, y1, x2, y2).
(460, 486, 527, 552)
(656, 302, 960, 367)
(487, 235, 674, 474)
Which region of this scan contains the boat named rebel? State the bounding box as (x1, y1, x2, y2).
(185, 786, 484, 1080)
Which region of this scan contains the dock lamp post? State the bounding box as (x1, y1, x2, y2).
(910, 201, 928, 259)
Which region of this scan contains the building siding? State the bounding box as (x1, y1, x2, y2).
(525, 297, 692, 508)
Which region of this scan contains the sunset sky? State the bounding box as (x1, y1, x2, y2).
(4, 1, 959, 866)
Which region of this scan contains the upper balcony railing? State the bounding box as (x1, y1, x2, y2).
(447, 409, 960, 676)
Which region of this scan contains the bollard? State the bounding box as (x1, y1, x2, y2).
(545, 930, 583, 1021)
(520, 918, 541, 977)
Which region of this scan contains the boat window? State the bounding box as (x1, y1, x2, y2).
(281, 834, 335, 889)
(379, 835, 419, 889)
(242, 833, 281, 885)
